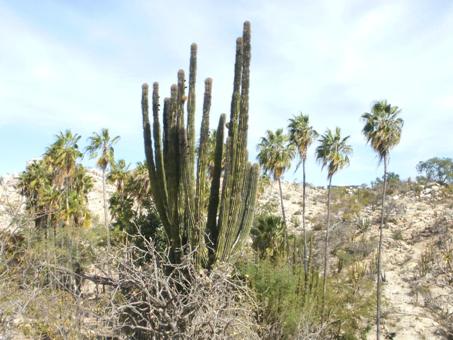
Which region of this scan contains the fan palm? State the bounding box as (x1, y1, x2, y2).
(18, 160, 52, 229)
(129, 162, 151, 204)
(250, 214, 284, 260)
(72, 165, 93, 227)
(257, 128, 295, 252)
(362, 100, 403, 339)
(288, 113, 318, 289)
(85, 128, 120, 247)
(45, 130, 83, 226)
(45, 130, 82, 189)
(316, 127, 352, 321)
(107, 159, 130, 194)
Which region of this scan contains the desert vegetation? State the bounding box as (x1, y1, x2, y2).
(1, 21, 452, 340)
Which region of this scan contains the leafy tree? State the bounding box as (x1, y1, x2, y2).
(85, 128, 120, 248)
(416, 157, 453, 185)
(362, 99, 403, 339)
(373, 172, 401, 194)
(288, 113, 318, 288)
(18, 160, 53, 229)
(316, 127, 352, 320)
(257, 129, 295, 251)
(18, 131, 92, 232)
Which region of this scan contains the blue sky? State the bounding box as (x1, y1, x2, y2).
(1, 0, 452, 186)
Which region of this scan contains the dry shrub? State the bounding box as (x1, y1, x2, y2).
(106, 235, 260, 339)
(0, 227, 260, 339)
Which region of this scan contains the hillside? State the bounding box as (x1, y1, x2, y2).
(1, 173, 452, 339)
(259, 181, 452, 339)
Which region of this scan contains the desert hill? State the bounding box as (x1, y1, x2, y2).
(260, 181, 452, 339)
(1, 172, 452, 339)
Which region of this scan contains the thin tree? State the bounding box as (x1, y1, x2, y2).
(257, 128, 295, 252)
(42, 130, 90, 290)
(316, 127, 352, 321)
(86, 128, 120, 249)
(288, 113, 318, 291)
(362, 100, 403, 340)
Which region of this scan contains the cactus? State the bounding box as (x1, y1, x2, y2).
(141, 22, 258, 267)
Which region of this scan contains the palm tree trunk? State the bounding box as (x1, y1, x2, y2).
(376, 155, 388, 340)
(302, 158, 308, 296)
(278, 178, 288, 253)
(321, 176, 332, 323)
(102, 169, 110, 250)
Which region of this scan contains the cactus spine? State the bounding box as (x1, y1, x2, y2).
(142, 22, 258, 267)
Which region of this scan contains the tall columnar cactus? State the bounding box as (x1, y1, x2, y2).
(141, 22, 259, 267)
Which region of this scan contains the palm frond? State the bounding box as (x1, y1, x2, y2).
(257, 129, 295, 180)
(316, 127, 352, 179)
(362, 100, 403, 161)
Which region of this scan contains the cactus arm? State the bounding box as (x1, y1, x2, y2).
(163, 97, 170, 179)
(167, 85, 179, 226)
(142, 83, 170, 231)
(206, 113, 225, 264)
(232, 163, 259, 255)
(176, 70, 190, 246)
(195, 78, 212, 223)
(216, 37, 243, 259)
(151, 83, 169, 217)
(186, 43, 197, 174)
(216, 23, 252, 262)
(224, 21, 253, 255)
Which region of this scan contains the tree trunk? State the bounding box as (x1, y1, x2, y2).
(321, 176, 332, 322)
(376, 155, 388, 340)
(278, 178, 288, 253)
(302, 158, 308, 295)
(102, 169, 110, 250)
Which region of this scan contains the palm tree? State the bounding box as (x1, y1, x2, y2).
(362, 100, 403, 339)
(288, 113, 318, 290)
(250, 214, 284, 260)
(18, 160, 52, 229)
(85, 128, 120, 248)
(257, 129, 295, 252)
(316, 127, 352, 321)
(71, 165, 93, 227)
(129, 162, 151, 204)
(107, 159, 130, 194)
(45, 130, 83, 227)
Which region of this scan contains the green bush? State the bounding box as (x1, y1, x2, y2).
(416, 157, 453, 185)
(391, 229, 403, 240)
(238, 256, 375, 339)
(250, 214, 284, 260)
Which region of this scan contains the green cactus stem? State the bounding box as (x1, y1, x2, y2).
(141, 21, 257, 268)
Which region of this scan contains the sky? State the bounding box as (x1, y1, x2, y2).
(1, 0, 452, 186)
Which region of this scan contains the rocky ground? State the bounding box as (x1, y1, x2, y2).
(260, 181, 452, 340)
(1, 172, 452, 339)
